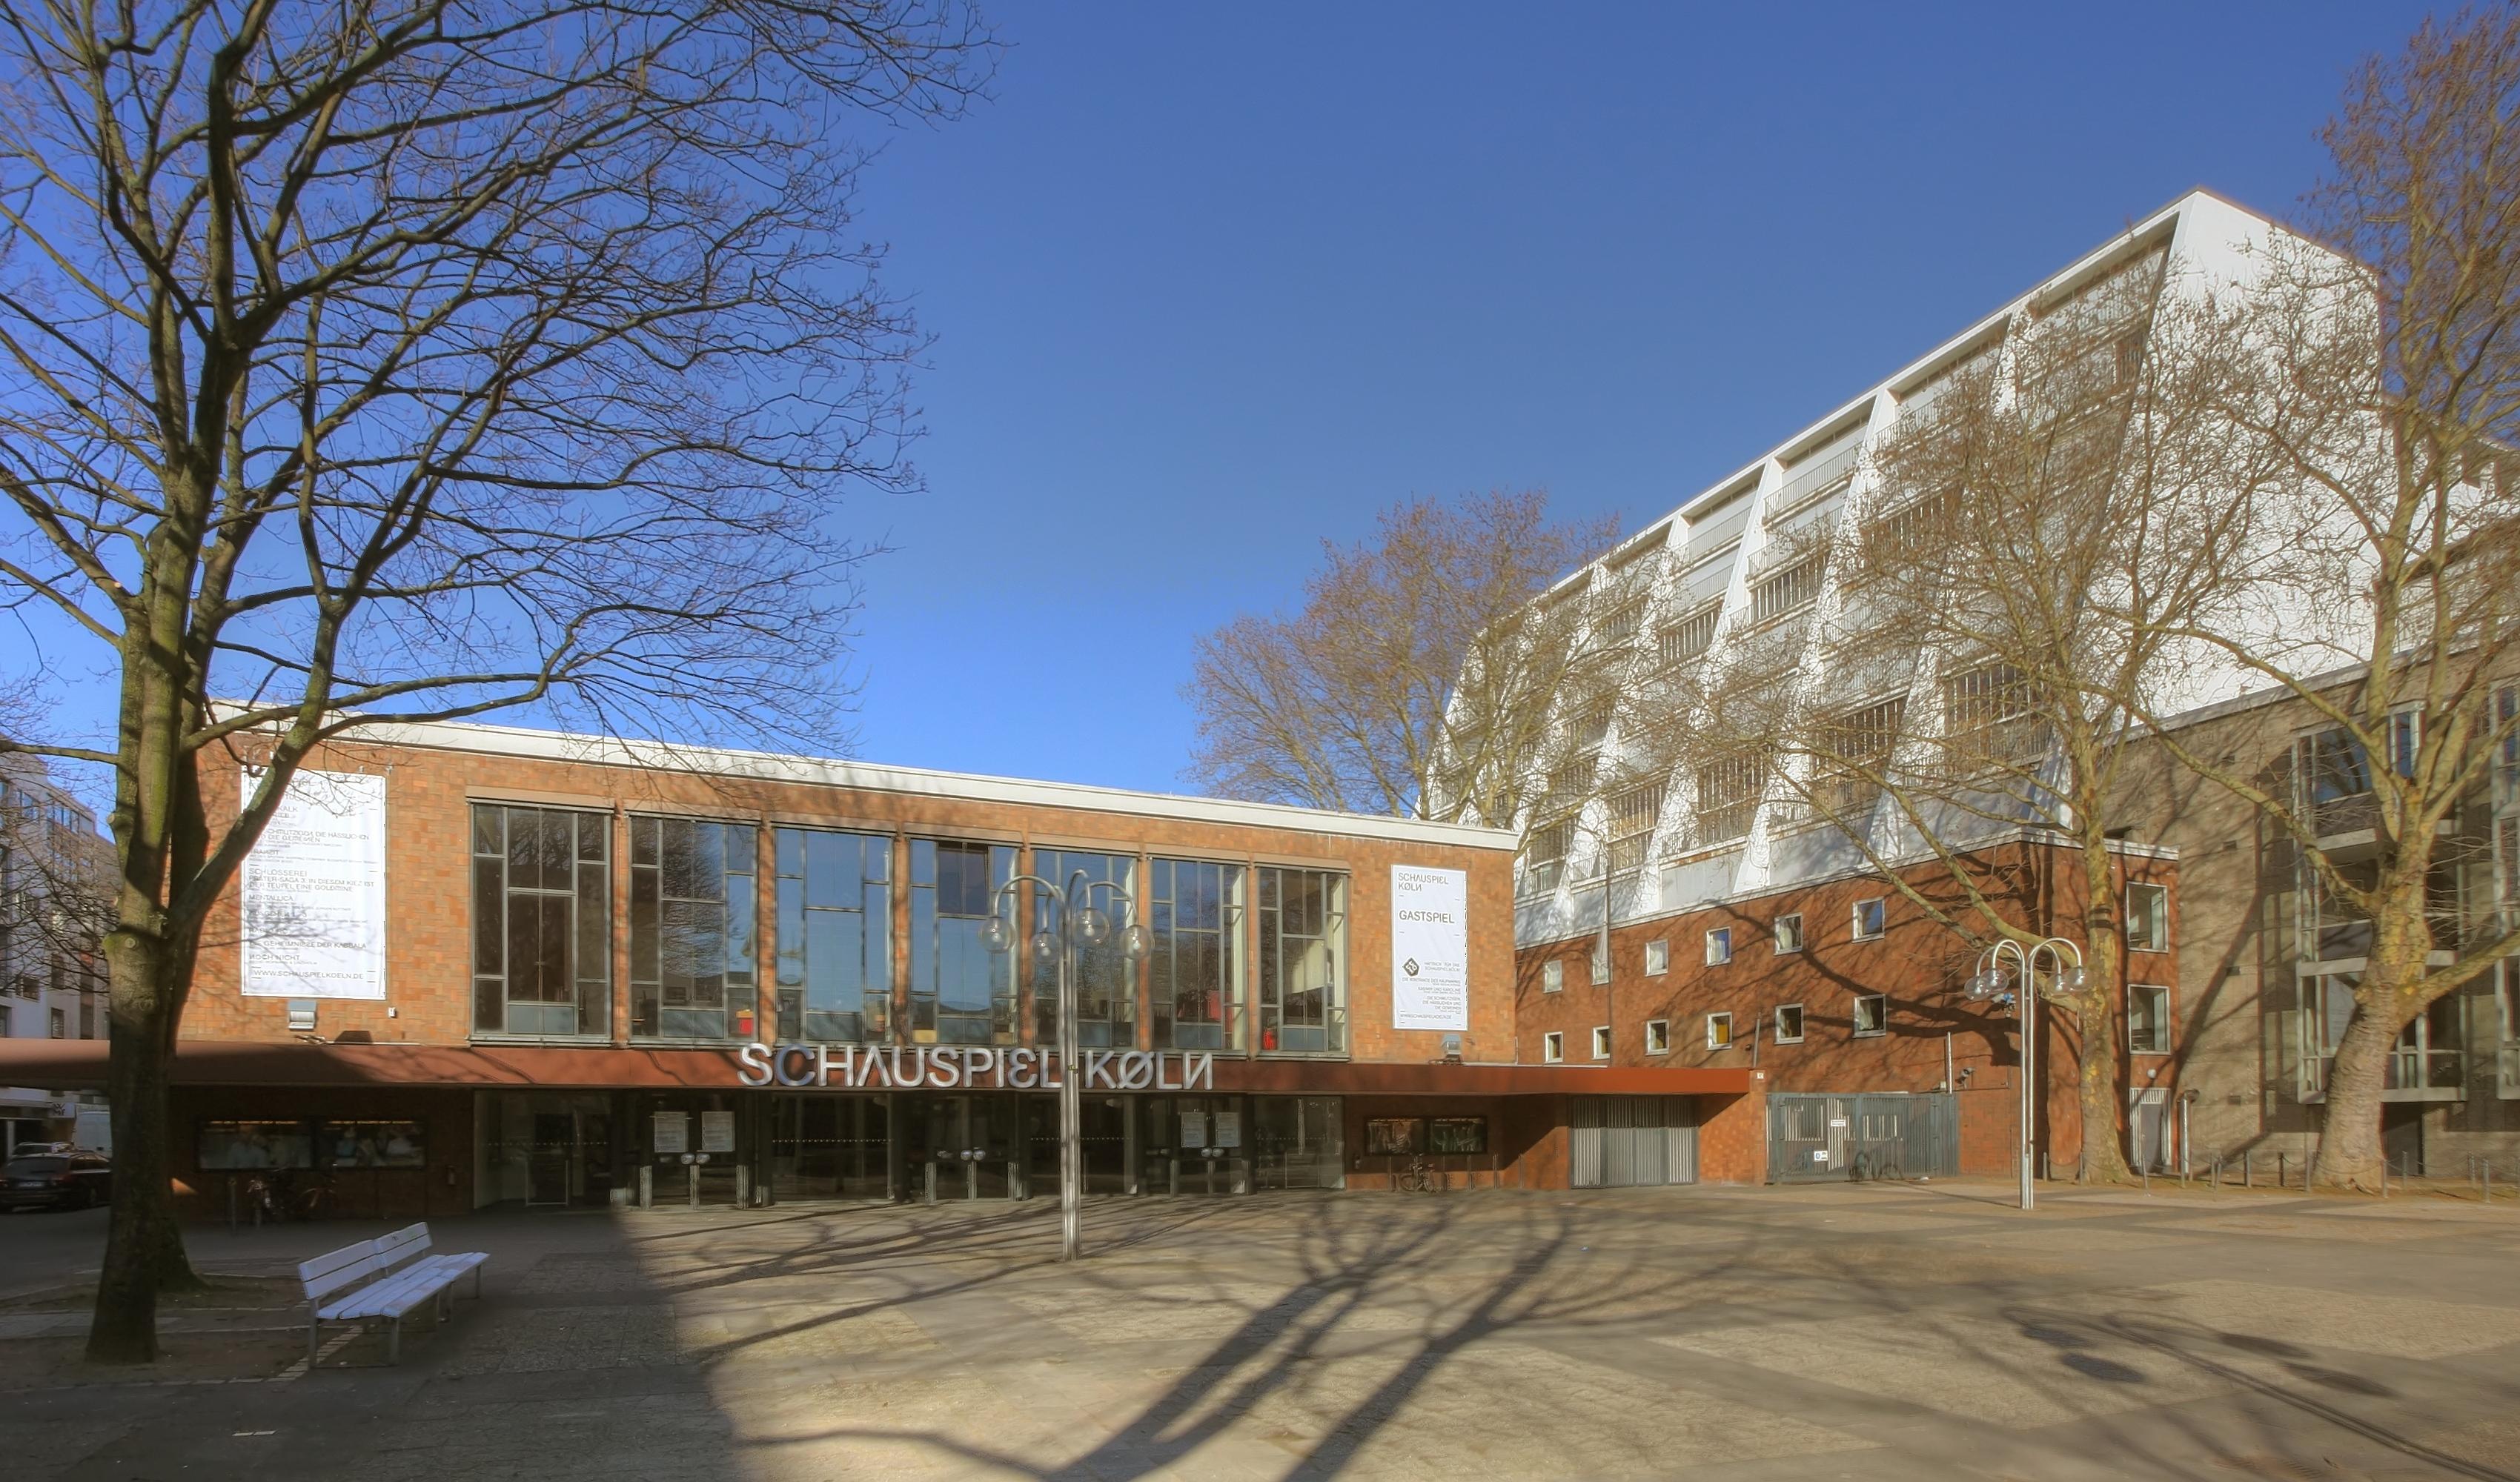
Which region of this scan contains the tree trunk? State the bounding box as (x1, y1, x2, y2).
(84, 926, 201, 1365)
(2072, 985, 2134, 1184)
(2316, 998, 2397, 1193)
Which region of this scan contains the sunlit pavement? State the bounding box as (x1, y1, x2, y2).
(7, 1181, 2519, 1480)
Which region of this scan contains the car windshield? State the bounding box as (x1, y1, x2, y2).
(4, 1157, 68, 1175)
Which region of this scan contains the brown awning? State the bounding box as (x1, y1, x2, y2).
(0, 1038, 1752, 1098)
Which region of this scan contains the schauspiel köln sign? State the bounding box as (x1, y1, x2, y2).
(736, 1043, 1216, 1092)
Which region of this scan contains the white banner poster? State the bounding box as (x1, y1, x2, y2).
(239, 768, 388, 999)
(1390, 864, 1469, 1032)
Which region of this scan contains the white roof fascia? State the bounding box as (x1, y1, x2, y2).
(313, 717, 1519, 851)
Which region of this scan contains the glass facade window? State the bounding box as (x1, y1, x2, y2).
(913, 839, 1016, 1045)
(774, 827, 892, 1043)
(471, 804, 611, 1037)
(631, 816, 757, 1039)
(1029, 848, 1135, 1048)
(1257, 866, 1347, 1054)
(2126, 883, 2170, 952)
(2128, 983, 2171, 1054)
(1150, 857, 1243, 1050)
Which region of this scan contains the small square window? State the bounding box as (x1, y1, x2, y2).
(1852, 897, 1886, 940)
(1645, 1018, 1671, 1054)
(1543, 960, 1564, 994)
(1644, 939, 1669, 976)
(1705, 1011, 1734, 1049)
(2128, 983, 2171, 1055)
(1774, 1003, 1805, 1043)
(1774, 914, 1804, 954)
(1852, 993, 1887, 1037)
(1590, 948, 1610, 986)
(2126, 883, 2169, 953)
(1542, 1030, 1565, 1063)
(1705, 928, 1732, 966)
(1591, 1025, 1611, 1060)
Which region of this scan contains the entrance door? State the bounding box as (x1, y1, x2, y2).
(908, 1095, 1019, 1200)
(2129, 1089, 2169, 1173)
(1138, 1096, 1249, 1194)
(1571, 1097, 1695, 1187)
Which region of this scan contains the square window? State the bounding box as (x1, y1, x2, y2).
(1645, 1018, 1671, 1054)
(1706, 1011, 1734, 1050)
(2128, 983, 2171, 1055)
(1852, 897, 1886, 940)
(1705, 928, 1732, 966)
(1774, 914, 1804, 954)
(1852, 993, 1887, 1037)
(2126, 883, 2169, 953)
(1774, 1003, 1805, 1043)
(1590, 948, 1610, 986)
(1365, 1117, 1425, 1154)
(1542, 1030, 1565, 1063)
(1591, 1025, 1612, 1060)
(1543, 960, 1564, 994)
(1644, 939, 1669, 976)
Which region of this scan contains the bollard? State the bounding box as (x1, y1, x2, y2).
(2245, 1151, 2253, 1189)
(2142, 1166, 2150, 1195)
(637, 1163, 653, 1209)
(2278, 1152, 2286, 1188)
(2487, 1161, 2495, 1205)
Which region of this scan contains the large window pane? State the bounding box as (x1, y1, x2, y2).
(775, 826, 891, 1043)
(1031, 849, 1136, 1048)
(469, 803, 610, 1037)
(1258, 866, 1347, 1054)
(1151, 857, 1242, 1050)
(631, 816, 757, 1039)
(912, 839, 1015, 1045)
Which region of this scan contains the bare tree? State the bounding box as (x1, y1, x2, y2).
(1661, 253, 2295, 1185)
(0, 1, 993, 1360)
(2112, 8, 2520, 1192)
(1183, 490, 1620, 827)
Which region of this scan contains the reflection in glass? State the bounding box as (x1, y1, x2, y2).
(1259, 866, 1347, 1054)
(1151, 858, 1242, 1050)
(631, 816, 757, 1039)
(775, 827, 891, 1042)
(912, 839, 1015, 1044)
(1031, 849, 1138, 1048)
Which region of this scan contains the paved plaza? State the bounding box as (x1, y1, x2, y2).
(4, 1181, 2519, 1480)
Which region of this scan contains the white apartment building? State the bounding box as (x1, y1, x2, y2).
(1, 756, 110, 1153)
(1497, 189, 2349, 948)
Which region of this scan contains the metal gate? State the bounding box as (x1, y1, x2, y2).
(1767, 1093, 1956, 1183)
(1571, 1096, 1697, 1188)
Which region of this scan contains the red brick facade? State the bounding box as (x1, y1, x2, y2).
(1513, 837, 2182, 1183)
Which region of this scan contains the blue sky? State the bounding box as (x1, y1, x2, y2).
(836, 2, 2441, 794)
(13, 4, 2450, 809)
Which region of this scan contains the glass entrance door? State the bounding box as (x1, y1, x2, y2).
(1138, 1095, 1249, 1195)
(907, 1094, 1019, 1200)
(768, 1095, 893, 1201)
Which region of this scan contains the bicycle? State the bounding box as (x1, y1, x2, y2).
(1396, 1154, 1437, 1194)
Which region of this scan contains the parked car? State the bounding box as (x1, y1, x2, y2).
(0, 1149, 113, 1211)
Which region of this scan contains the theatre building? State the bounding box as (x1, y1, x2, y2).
(4, 721, 1751, 1220)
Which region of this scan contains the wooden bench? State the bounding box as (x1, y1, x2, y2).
(297, 1223, 488, 1365)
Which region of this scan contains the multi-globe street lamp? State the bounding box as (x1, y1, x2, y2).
(1966, 935, 2084, 1212)
(979, 869, 1148, 1261)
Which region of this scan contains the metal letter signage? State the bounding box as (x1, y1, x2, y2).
(1389, 864, 1469, 1033)
(239, 768, 389, 1000)
(734, 1045, 1213, 1092)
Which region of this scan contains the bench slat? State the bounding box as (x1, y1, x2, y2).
(299, 1237, 378, 1286)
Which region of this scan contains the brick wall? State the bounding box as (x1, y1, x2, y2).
(1514, 838, 2180, 1180)
(190, 731, 1516, 1069)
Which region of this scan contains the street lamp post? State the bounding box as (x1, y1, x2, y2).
(1966, 935, 2084, 1212)
(981, 869, 1148, 1261)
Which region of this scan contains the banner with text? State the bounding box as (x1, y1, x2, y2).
(1390, 864, 1468, 1032)
(239, 768, 388, 1000)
